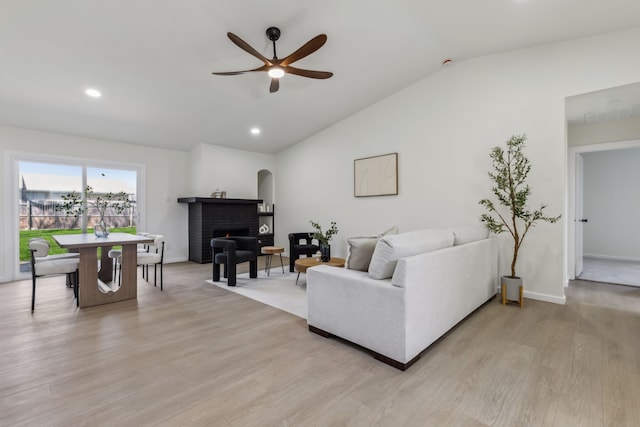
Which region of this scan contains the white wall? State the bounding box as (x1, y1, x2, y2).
(187, 143, 275, 200)
(568, 117, 640, 146)
(583, 148, 640, 260)
(276, 27, 640, 304)
(0, 125, 191, 282)
(182, 143, 276, 254)
(1, 128, 277, 282)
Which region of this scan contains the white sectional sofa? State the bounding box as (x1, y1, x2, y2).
(307, 226, 498, 370)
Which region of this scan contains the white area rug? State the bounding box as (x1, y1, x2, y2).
(206, 270, 307, 319)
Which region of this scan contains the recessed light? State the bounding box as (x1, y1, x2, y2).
(85, 88, 102, 98)
(250, 127, 261, 135)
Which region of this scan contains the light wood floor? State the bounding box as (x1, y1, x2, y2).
(1, 261, 639, 426)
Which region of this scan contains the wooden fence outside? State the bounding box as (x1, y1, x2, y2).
(19, 200, 137, 230)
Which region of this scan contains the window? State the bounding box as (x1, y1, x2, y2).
(12, 154, 143, 277)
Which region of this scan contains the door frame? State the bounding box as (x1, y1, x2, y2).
(567, 138, 640, 282)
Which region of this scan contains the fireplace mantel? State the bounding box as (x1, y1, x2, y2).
(177, 197, 262, 205)
(178, 197, 263, 263)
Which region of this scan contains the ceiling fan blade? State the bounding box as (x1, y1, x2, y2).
(280, 34, 327, 67)
(270, 78, 280, 93)
(212, 65, 269, 76)
(227, 32, 272, 65)
(285, 66, 333, 79)
(212, 71, 248, 76)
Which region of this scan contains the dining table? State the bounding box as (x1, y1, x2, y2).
(52, 232, 154, 308)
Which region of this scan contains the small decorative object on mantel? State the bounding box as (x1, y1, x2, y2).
(310, 220, 339, 262)
(259, 224, 270, 234)
(479, 134, 561, 308)
(258, 203, 272, 213)
(210, 188, 227, 198)
(57, 185, 132, 237)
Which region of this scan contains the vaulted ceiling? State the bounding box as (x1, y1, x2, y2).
(2, 1, 640, 154)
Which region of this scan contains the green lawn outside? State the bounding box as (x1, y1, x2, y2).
(20, 227, 136, 261)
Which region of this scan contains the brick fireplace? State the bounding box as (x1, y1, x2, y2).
(178, 197, 262, 263)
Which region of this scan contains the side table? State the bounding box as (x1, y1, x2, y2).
(261, 246, 285, 277)
(294, 257, 345, 285)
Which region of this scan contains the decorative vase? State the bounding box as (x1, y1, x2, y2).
(320, 244, 331, 262)
(94, 217, 110, 237)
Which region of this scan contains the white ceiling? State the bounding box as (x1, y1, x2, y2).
(2, 1, 640, 154)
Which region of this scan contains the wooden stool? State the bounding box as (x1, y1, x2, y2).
(261, 246, 284, 277)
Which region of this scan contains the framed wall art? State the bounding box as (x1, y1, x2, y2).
(354, 152, 398, 197)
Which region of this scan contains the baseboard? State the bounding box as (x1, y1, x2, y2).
(497, 284, 566, 305)
(583, 253, 640, 263)
(522, 289, 566, 305)
(165, 257, 189, 264)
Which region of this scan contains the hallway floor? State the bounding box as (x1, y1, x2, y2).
(578, 256, 640, 287)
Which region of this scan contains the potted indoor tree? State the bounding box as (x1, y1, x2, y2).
(479, 134, 560, 305)
(309, 220, 339, 262)
(58, 185, 132, 237)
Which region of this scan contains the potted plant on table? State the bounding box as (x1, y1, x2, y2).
(57, 185, 132, 237)
(309, 220, 339, 262)
(479, 134, 560, 306)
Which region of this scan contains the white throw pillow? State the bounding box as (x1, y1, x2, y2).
(451, 226, 489, 246)
(345, 226, 398, 271)
(368, 229, 455, 279)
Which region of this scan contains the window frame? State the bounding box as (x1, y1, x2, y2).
(6, 151, 146, 281)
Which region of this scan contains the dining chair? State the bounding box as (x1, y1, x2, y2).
(29, 238, 80, 312)
(107, 248, 122, 284)
(108, 232, 153, 285)
(29, 237, 80, 287)
(136, 232, 151, 279)
(137, 234, 165, 290)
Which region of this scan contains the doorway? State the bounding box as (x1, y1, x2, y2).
(568, 141, 640, 286)
(566, 81, 640, 286)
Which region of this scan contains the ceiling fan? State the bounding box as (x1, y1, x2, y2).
(212, 27, 333, 93)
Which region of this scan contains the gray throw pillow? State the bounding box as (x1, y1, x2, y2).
(345, 226, 398, 272)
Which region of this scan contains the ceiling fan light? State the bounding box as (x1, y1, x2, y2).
(268, 67, 285, 78)
(85, 88, 102, 98)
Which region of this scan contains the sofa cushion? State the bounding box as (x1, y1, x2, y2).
(368, 229, 455, 279)
(345, 226, 398, 271)
(451, 226, 489, 246)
